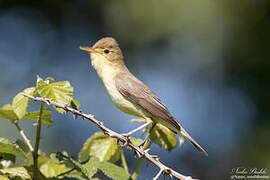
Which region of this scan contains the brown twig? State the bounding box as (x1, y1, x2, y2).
(23, 94, 198, 180)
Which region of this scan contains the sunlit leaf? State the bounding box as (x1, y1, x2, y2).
(0, 167, 31, 179)
(37, 77, 73, 113)
(23, 108, 52, 127)
(0, 104, 19, 123)
(12, 87, 37, 120)
(79, 132, 120, 163)
(39, 158, 72, 178)
(0, 138, 26, 158)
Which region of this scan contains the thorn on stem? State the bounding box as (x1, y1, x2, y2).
(45, 99, 51, 105)
(153, 167, 172, 180)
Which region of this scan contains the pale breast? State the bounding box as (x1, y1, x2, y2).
(102, 74, 146, 117)
(91, 53, 147, 117)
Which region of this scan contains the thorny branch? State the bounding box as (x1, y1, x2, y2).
(23, 94, 198, 180)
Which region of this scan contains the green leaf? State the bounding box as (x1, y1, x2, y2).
(95, 157, 131, 180)
(57, 152, 98, 179)
(15, 139, 30, 153)
(71, 99, 80, 110)
(0, 175, 9, 180)
(12, 87, 37, 120)
(79, 157, 99, 179)
(130, 138, 143, 147)
(130, 118, 146, 123)
(0, 104, 19, 123)
(23, 108, 52, 127)
(37, 77, 73, 113)
(26, 154, 49, 167)
(57, 153, 130, 180)
(39, 158, 72, 178)
(0, 138, 26, 158)
(149, 124, 177, 151)
(0, 167, 31, 179)
(79, 132, 120, 163)
(27, 153, 80, 179)
(0, 153, 16, 164)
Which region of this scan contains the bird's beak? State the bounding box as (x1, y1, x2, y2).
(79, 46, 97, 54)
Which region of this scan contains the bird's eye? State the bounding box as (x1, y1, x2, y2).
(104, 49, 110, 54)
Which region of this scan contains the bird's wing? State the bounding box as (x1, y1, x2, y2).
(115, 73, 181, 132)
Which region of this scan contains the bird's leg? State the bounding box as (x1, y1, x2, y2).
(122, 121, 151, 137)
(139, 122, 157, 148)
(119, 121, 152, 147)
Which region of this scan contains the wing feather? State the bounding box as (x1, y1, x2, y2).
(115, 73, 181, 132)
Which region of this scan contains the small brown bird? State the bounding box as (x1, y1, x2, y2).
(80, 37, 208, 156)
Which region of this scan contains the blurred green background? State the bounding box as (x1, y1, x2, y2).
(0, 0, 270, 179)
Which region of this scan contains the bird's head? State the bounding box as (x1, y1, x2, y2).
(80, 37, 125, 72)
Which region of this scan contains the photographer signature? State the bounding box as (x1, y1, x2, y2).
(232, 167, 267, 174)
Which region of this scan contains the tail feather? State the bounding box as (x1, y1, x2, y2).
(178, 128, 208, 156)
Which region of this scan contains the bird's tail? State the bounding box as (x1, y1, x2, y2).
(177, 128, 208, 156)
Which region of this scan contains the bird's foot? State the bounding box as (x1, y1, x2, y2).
(153, 167, 172, 180)
(117, 133, 131, 147)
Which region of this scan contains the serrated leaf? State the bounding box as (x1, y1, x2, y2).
(149, 124, 177, 151)
(0, 104, 19, 123)
(0, 138, 26, 158)
(37, 77, 73, 113)
(0, 167, 31, 179)
(95, 157, 130, 180)
(80, 157, 99, 178)
(12, 87, 37, 120)
(79, 132, 120, 163)
(23, 108, 52, 127)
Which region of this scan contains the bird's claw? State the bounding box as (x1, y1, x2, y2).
(117, 133, 131, 147)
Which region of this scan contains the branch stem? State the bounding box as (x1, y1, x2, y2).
(120, 148, 129, 173)
(131, 158, 143, 180)
(33, 102, 44, 180)
(22, 94, 198, 180)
